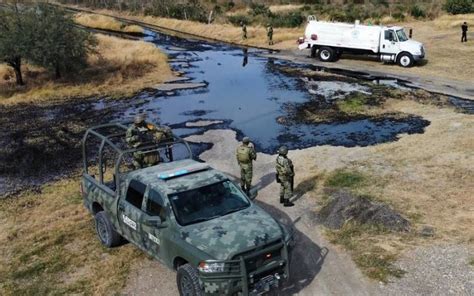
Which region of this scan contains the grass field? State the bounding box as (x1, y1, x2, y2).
(75, 12, 144, 34)
(0, 34, 172, 105)
(0, 178, 143, 295)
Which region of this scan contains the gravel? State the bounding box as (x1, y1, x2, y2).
(381, 244, 474, 296)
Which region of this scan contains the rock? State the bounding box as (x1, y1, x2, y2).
(419, 225, 436, 237)
(318, 190, 410, 232)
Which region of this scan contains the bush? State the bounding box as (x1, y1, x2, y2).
(225, 1, 235, 11)
(227, 14, 250, 26)
(410, 5, 426, 19)
(392, 11, 406, 21)
(444, 0, 473, 14)
(270, 12, 304, 28)
(250, 3, 272, 17)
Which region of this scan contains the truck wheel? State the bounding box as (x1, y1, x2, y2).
(95, 211, 122, 248)
(177, 264, 203, 296)
(318, 47, 335, 62)
(397, 53, 414, 67)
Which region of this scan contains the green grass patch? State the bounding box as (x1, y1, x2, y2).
(327, 222, 405, 282)
(325, 169, 366, 189)
(469, 257, 474, 266)
(336, 93, 371, 114)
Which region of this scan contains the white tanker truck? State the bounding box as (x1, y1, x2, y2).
(298, 16, 425, 67)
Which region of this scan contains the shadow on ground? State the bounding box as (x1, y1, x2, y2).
(256, 200, 328, 295)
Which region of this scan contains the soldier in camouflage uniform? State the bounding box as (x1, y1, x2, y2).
(236, 137, 256, 195)
(267, 24, 273, 45)
(241, 22, 247, 40)
(126, 115, 172, 169)
(275, 146, 294, 207)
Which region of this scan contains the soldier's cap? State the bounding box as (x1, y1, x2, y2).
(242, 137, 250, 144)
(134, 114, 146, 124)
(278, 145, 288, 155)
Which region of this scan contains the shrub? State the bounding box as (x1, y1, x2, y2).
(270, 12, 304, 28)
(410, 5, 426, 19)
(225, 1, 235, 11)
(444, 0, 473, 14)
(392, 11, 406, 22)
(227, 14, 250, 26)
(250, 3, 272, 17)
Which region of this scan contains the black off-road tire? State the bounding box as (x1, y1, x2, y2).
(177, 264, 203, 296)
(95, 211, 122, 248)
(318, 46, 335, 62)
(397, 52, 414, 68)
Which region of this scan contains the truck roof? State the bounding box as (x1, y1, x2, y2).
(125, 159, 229, 195)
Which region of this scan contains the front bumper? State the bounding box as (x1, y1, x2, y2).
(199, 240, 291, 295)
(413, 54, 425, 62)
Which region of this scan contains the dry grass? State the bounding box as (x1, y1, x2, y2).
(0, 34, 173, 105)
(74, 12, 144, 33)
(0, 177, 143, 295)
(269, 4, 304, 13)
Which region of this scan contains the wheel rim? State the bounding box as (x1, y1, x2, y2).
(180, 275, 194, 296)
(97, 217, 108, 243)
(400, 56, 411, 66)
(320, 50, 330, 60)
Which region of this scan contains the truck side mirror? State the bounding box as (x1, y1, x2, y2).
(248, 188, 258, 200)
(146, 216, 167, 228)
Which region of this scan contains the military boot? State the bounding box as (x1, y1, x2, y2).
(284, 200, 294, 207)
(280, 196, 284, 204)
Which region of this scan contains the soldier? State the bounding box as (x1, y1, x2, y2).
(236, 137, 256, 195)
(126, 115, 172, 169)
(241, 22, 247, 40)
(275, 146, 294, 207)
(461, 22, 468, 43)
(267, 24, 273, 45)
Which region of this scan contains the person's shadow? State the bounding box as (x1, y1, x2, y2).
(256, 200, 328, 295)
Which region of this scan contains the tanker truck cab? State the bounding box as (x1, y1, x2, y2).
(381, 26, 425, 67)
(298, 16, 425, 67)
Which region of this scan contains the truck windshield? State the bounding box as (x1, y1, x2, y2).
(169, 180, 250, 226)
(396, 29, 408, 42)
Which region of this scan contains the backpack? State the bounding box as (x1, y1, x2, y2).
(237, 146, 251, 163)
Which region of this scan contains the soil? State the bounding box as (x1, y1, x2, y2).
(318, 190, 410, 232)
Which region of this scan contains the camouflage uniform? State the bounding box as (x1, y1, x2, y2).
(241, 23, 247, 40)
(267, 25, 273, 45)
(126, 116, 172, 169)
(236, 137, 256, 194)
(275, 146, 294, 207)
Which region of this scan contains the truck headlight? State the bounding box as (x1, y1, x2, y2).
(198, 262, 225, 273)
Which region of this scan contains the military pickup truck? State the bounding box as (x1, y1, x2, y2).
(81, 123, 294, 295)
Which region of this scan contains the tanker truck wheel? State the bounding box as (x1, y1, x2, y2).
(318, 47, 335, 62)
(397, 53, 414, 67)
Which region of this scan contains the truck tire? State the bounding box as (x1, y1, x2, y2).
(397, 52, 414, 67)
(95, 211, 122, 248)
(177, 264, 203, 296)
(318, 47, 335, 62)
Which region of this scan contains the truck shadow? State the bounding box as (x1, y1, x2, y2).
(256, 200, 328, 295)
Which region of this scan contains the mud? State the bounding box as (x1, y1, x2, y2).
(318, 190, 411, 232)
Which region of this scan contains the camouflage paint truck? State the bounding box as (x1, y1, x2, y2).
(81, 123, 294, 295)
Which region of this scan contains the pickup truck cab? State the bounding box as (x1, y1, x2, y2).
(81, 123, 294, 295)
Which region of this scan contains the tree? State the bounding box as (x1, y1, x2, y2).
(444, 0, 473, 14)
(30, 4, 97, 79)
(0, 5, 36, 85)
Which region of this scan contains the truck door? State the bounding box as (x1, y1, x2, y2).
(141, 189, 170, 263)
(118, 179, 147, 247)
(381, 29, 399, 55)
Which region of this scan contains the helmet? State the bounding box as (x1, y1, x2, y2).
(242, 137, 250, 144)
(134, 114, 145, 125)
(278, 146, 288, 155)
